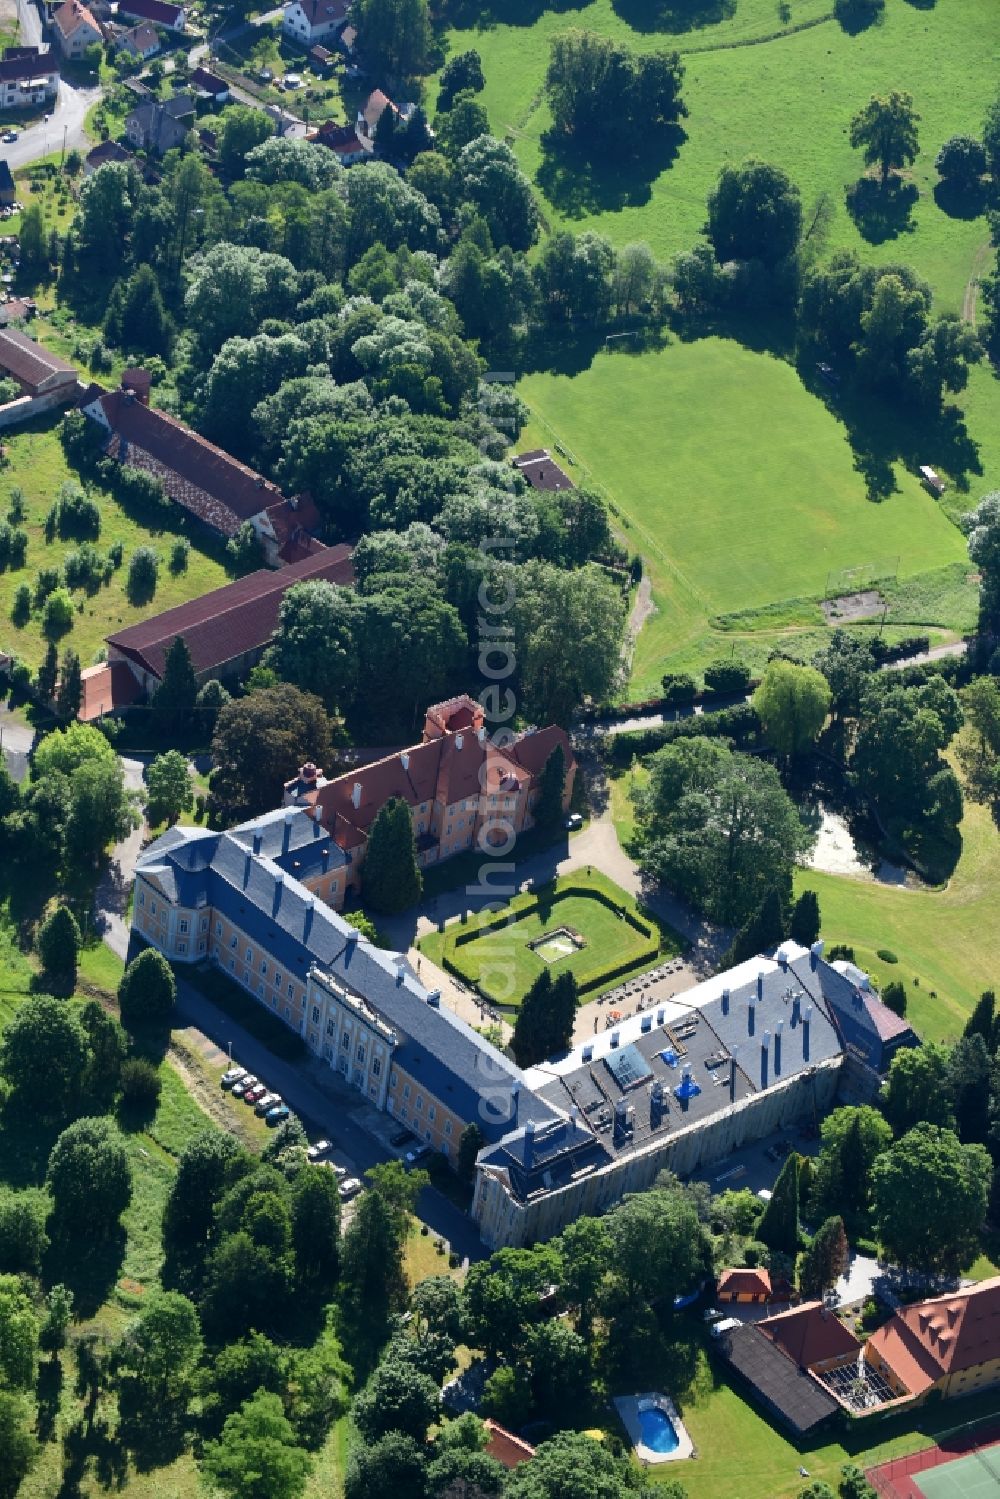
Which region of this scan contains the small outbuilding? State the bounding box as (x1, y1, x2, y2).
(919, 465, 946, 497)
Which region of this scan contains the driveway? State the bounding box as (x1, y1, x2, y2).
(172, 968, 485, 1261)
(0, 701, 33, 782)
(93, 756, 146, 960)
(1, 78, 101, 170)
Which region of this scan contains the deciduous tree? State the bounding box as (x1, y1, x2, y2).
(752, 659, 831, 758)
(47, 1116, 132, 1238)
(707, 157, 802, 267)
(118, 948, 176, 1029)
(37, 904, 81, 991)
(203, 1391, 311, 1499)
(850, 91, 920, 187)
(210, 685, 333, 819)
(145, 750, 193, 827)
(873, 1123, 991, 1274)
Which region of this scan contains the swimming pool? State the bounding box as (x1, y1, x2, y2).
(614, 1393, 694, 1464)
(638, 1404, 680, 1454)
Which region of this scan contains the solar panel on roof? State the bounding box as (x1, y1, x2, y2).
(604, 1043, 652, 1091)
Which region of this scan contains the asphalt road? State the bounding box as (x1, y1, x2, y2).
(172, 969, 486, 1262)
(0, 78, 101, 171)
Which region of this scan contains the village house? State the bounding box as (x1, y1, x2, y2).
(0, 46, 59, 110)
(80, 543, 355, 716)
(50, 0, 103, 59)
(117, 0, 185, 29)
(716, 1268, 773, 1305)
(124, 93, 195, 154)
(80, 375, 320, 553)
(0, 327, 78, 427)
(355, 88, 415, 146)
(118, 21, 159, 58)
(513, 448, 575, 493)
(867, 1277, 1000, 1402)
(307, 118, 366, 164)
(188, 65, 229, 103)
(283, 694, 576, 898)
(281, 0, 347, 46)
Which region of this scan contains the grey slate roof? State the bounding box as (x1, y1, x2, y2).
(718, 1323, 839, 1435)
(136, 823, 557, 1141)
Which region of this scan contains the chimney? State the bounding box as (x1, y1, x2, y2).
(761, 1038, 769, 1088)
(252, 831, 262, 855)
(351, 782, 362, 810)
(478, 727, 487, 744)
(747, 993, 755, 1036)
(395, 963, 406, 985)
(282, 806, 295, 854)
(803, 1003, 812, 1061)
(455, 733, 464, 750)
(523, 1118, 535, 1168)
(401, 752, 409, 771)
(757, 972, 764, 1000)
(640, 1014, 652, 1033)
(777, 946, 789, 970)
(312, 816, 322, 838)
(721, 986, 730, 1015)
(426, 989, 441, 1008)
(650, 1080, 665, 1127)
(345, 926, 360, 947)
(303, 897, 315, 941)
(656, 1007, 666, 1025)
(569, 1105, 581, 1137)
(272, 873, 284, 915)
(610, 1028, 620, 1049)
(243, 851, 252, 888)
(762, 1030, 771, 1049)
(613, 1098, 631, 1144)
(582, 1043, 594, 1062)
(774, 1020, 783, 1074)
(730, 1044, 739, 1098)
(321, 847, 330, 873)
(810, 939, 824, 970)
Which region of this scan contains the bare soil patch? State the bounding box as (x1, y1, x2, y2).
(822, 588, 884, 623)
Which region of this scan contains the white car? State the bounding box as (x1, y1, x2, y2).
(307, 1139, 332, 1162)
(221, 1066, 246, 1089)
(338, 1177, 363, 1200)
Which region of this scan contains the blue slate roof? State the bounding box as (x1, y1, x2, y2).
(229, 807, 347, 883)
(136, 824, 556, 1142)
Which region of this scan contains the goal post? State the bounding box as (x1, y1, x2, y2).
(823, 556, 900, 600)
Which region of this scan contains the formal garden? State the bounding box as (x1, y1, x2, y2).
(419, 868, 680, 1007)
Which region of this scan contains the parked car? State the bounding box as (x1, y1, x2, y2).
(244, 1083, 267, 1105)
(338, 1177, 363, 1201)
(307, 1139, 332, 1162)
(221, 1066, 246, 1090)
(1, 131, 17, 144)
(404, 1144, 431, 1168)
(391, 1128, 415, 1148)
(231, 1074, 258, 1098)
(266, 1103, 290, 1126)
(564, 812, 583, 831)
(254, 1092, 280, 1116)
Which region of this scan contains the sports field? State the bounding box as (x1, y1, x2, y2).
(519, 339, 969, 692)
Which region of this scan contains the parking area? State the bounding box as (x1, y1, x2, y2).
(691, 1124, 821, 1200)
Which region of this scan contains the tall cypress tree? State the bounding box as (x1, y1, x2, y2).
(757, 1152, 799, 1254)
(789, 889, 821, 946)
(799, 1215, 848, 1298)
(36, 641, 59, 703)
(363, 797, 423, 914)
(535, 745, 567, 830)
(512, 970, 553, 1068)
(56, 651, 82, 721)
(725, 887, 786, 966)
(963, 990, 996, 1049)
(154, 636, 198, 731)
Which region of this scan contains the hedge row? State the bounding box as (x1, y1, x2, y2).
(870, 634, 930, 665)
(451, 882, 654, 949)
(607, 702, 762, 766)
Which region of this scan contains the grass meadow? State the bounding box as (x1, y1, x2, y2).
(519, 337, 970, 692)
(0, 418, 230, 671)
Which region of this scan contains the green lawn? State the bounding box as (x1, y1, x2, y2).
(440, 0, 996, 311)
(419, 868, 678, 1005)
(520, 338, 970, 693)
(795, 777, 1000, 1045)
(1, 417, 230, 670)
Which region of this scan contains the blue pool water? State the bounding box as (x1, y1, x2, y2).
(638, 1405, 679, 1454)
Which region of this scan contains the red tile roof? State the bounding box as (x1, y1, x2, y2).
(760, 1302, 860, 1369)
(90, 389, 284, 537)
(718, 1267, 771, 1299)
(78, 660, 142, 721)
(867, 1277, 1000, 1396)
(509, 723, 573, 778)
(105, 544, 355, 681)
(864, 991, 914, 1044)
(483, 1419, 535, 1469)
(52, 0, 101, 40)
(310, 119, 365, 156)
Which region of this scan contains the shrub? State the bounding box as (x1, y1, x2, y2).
(63, 543, 107, 593)
(127, 546, 159, 604)
(49, 482, 101, 541)
(876, 949, 898, 964)
(34, 566, 62, 603)
(935, 134, 987, 188)
(10, 583, 30, 626)
(169, 537, 190, 574)
(119, 1057, 162, 1110)
(661, 671, 697, 708)
(826, 943, 856, 963)
(703, 658, 752, 695)
(108, 539, 124, 569)
(0, 521, 27, 571)
(43, 588, 75, 638)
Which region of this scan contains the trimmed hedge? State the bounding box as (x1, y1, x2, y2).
(608, 702, 762, 767)
(441, 883, 667, 1005)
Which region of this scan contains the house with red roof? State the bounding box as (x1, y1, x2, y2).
(117, 0, 186, 30)
(282, 0, 347, 45)
(308, 118, 367, 164)
(717, 1267, 772, 1304)
(483, 1420, 535, 1468)
(51, 0, 103, 58)
(284, 694, 575, 903)
(867, 1276, 1000, 1402)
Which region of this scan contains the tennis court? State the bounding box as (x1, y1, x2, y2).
(868, 1430, 1000, 1499)
(914, 1448, 1000, 1499)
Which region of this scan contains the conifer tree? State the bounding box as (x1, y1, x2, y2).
(725, 887, 786, 966)
(154, 636, 198, 731)
(789, 889, 821, 947)
(799, 1215, 848, 1298)
(757, 1152, 799, 1254)
(363, 797, 422, 914)
(56, 651, 82, 721)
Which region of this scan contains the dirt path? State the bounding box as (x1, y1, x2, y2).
(169, 1033, 264, 1150)
(962, 241, 992, 326)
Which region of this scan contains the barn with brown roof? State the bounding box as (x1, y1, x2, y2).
(101, 544, 355, 703)
(0, 328, 77, 397)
